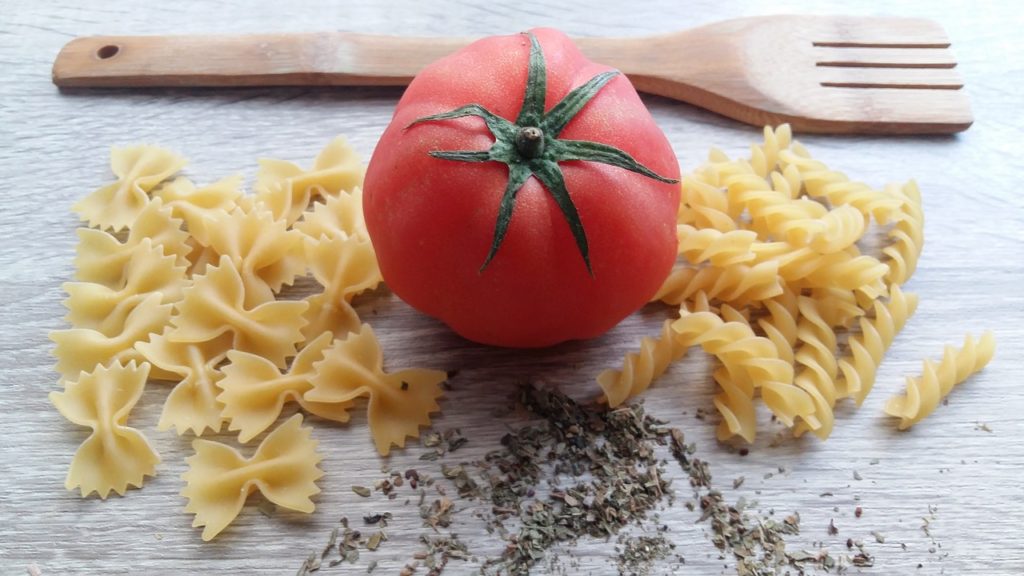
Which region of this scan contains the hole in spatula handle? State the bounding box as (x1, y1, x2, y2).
(96, 45, 120, 59)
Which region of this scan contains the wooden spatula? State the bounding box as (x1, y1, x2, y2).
(52, 15, 971, 134)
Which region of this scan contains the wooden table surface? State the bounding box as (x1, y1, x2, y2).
(2, 1, 1022, 575)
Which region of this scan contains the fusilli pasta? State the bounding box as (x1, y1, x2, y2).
(884, 332, 995, 430)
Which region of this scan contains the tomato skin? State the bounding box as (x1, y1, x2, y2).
(363, 28, 680, 347)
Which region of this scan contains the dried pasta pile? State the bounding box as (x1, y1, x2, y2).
(48, 127, 997, 541)
(598, 125, 995, 442)
(49, 139, 447, 540)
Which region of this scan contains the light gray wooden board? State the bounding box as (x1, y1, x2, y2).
(2, 1, 1022, 574)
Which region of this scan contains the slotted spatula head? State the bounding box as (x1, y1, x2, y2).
(605, 15, 971, 133)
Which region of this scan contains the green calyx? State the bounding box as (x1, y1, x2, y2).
(407, 32, 678, 275)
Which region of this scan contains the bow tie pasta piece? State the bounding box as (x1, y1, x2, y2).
(255, 137, 365, 225)
(51, 293, 173, 381)
(301, 235, 382, 342)
(75, 198, 191, 286)
(884, 332, 995, 430)
(154, 175, 243, 245)
(135, 330, 235, 435)
(49, 361, 160, 498)
(184, 236, 221, 278)
(73, 146, 187, 232)
(182, 414, 324, 541)
(219, 332, 352, 443)
(294, 187, 370, 243)
(64, 239, 187, 332)
(168, 256, 308, 369)
(307, 325, 447, 455)
(203, 207, 306, 306)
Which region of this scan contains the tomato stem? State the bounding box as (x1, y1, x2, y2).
(515, 127, 545, 159)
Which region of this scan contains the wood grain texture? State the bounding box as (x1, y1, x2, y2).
(2, 1, 1022, 575)
(50, 16, 975, 134)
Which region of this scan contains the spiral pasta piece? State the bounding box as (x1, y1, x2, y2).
(597, 320, 687, 408)
(791, 297, 840, 439)
(655, 260, 783, 307)
(677, 225, 757, 266)
(811, 288, 865, 329)
(672, 310, 814, 436)
(779, 148, 903, 224)
(885, 332, 995, 430)
(882, 181, 924, 286)
(756, 291, 799, 365)
(777, 204, 867, 254)
(678, 174, 737, 231)
(838, 285, 919, 404)
(749, 124, 793, 178)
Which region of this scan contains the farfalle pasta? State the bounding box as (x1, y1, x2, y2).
(73, 145, 187, 232)
(51, 293, 173, 381)
(255, 137, 364, 225)
(308, 324, 447, 455)
(52, 135, 461, 542)
(168, 256, 308, 368)
(606, 125, 994, 442)
(153, 175, 243, 245)
(295, 187, 370, 243)
(49, 361, 160, 498)
(202, 207, 306, 306)
(182, 414, 324, 541)
(301, 235, 382, 342)
(218, 332, 353, 443)
(63, 239, 186, 332)
(135, 329, 235, 435)
(75, 197, 191, 286)
(884, 332, 995, 430)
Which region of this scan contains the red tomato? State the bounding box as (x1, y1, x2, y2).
(363, 28, 680, 347)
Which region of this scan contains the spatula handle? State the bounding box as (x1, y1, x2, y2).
(52, 32, 480, 87)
